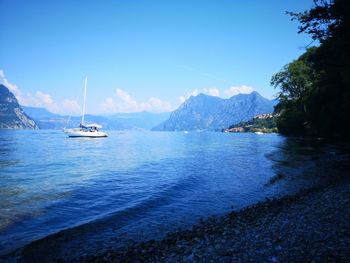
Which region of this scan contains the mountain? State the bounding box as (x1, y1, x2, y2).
(0, 84, 38, 129)
(22, 107, 115, 130)
(22, 106, 170, 130)
(21, 106, 66, 129)
(152, 91, 277, 131)
(22, 106, 60, 119)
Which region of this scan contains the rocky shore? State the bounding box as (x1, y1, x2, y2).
(74, 178, 350, 262)
(7, 180, 350, 262)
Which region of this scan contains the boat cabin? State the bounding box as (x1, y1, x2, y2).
(80, 123, 103, 132)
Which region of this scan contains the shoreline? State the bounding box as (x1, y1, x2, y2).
(12, 177, 349, 262)
(81, 179, 349, 262)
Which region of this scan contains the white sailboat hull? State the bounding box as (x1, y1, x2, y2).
(63, 128, 107, 138)
(63, 77, 108, 138)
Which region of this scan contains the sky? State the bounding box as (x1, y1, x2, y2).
(0, 0, 315, 115)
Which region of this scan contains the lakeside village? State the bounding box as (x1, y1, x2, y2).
(223, 113, 278, 134)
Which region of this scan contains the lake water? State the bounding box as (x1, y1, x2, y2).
(0, 130, 345, 258)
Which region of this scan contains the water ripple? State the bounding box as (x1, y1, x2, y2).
(1, 130, 347, 256)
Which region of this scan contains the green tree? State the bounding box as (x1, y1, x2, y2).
(271, 47, 318, 135)
(272, 0, 350, 139)
(291, 0, 350, 138)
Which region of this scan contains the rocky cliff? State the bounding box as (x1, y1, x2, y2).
(0, 84, 38, 129)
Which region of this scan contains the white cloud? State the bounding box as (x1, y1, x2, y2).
(0, 69, 80, 114)
(34, 91, 60, 113)
(101, 89, 173, 113)
(179, 89, 200, 103)
(0, 69, 25, 103)
(0, 69, 42, 107)
(179, 88, 220, 103)
(204, 88, 220, 97)
(223, 85, 255, 98)
(29, 93, 80, 115)
(101, 97, 121, 112)
(62, 99, 81, 115)
(1, 69, 259, 115)
(115, 88, 138, 111)
(140, 97, 173, 112)
(177, 85, 257, 106)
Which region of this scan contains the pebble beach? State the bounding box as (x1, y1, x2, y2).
(81, 178, 350, 262)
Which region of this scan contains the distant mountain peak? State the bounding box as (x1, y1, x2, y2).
(195, 93, 208, 98)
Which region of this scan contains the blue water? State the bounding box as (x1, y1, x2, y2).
(0, 130, 337, 257)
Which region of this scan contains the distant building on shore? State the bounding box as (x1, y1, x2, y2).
(254, 113, 274, 119)
(224, 127, 245, 133)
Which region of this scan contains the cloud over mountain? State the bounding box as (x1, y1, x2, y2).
(101, 88, 172, 113)
(0, 69, 80, 115)
(223, 85, 255, 97)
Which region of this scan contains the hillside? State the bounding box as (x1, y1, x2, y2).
(224, 114, 278, 133)
(0, 84, 38, 129)
(153, 92, 276, 131)
(22, 106, 170, 130)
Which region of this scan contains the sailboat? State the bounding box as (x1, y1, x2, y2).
(63, 77, 108, 138)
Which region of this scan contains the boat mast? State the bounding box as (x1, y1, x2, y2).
(81, 76, 87, 125)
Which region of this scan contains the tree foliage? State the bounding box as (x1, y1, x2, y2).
(271, 47, 318, 135)
(272, 0, 350, 139)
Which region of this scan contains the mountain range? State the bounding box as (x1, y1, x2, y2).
(152, 91, 277, 131)
(0, 84, 38, 129)
(1, 83, 276, 131)
(22, 106, 170, 130)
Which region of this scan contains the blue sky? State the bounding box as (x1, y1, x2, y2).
(0, 0, 314, 114)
